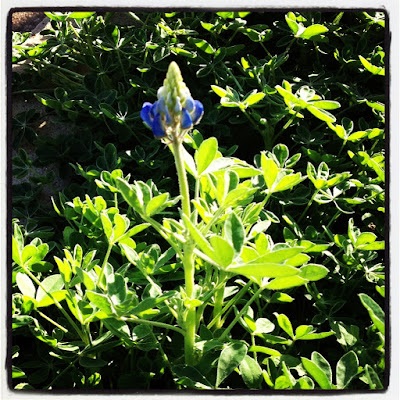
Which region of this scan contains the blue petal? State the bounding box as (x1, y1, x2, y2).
(181, 108, 193, 129)
(185, 96, 195, 112)
(152, 113, 166, 137)
(191, 100, 204, 125)
(165, 108, 172, 124)
(140, 102, 153, 127)
(150, 102, 157, 118)
(156, 96, 167, 114)
(174, 98, 182, 114)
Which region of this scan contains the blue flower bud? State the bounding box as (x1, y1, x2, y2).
(140, 102, 153, 128)
(181, 108, 193, 130)
(152, 113, 166, 138)
(185, 96, 195, 112)
(191, 100, 204, 125)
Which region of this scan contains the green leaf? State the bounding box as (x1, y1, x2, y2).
(227, 262, 299, 278)
(276, 313, 294, 339)
(37, 290, 67, 308)
(12, 365, 27, 379)
(68, 12, 96, 19)
(224, 212, 245, 257)
(172, 365, 212, 388)
(296, 376, 315, 389)
(107, 273, 127, 305)
(299, 264, 329, 281)
(145, 193, 169, 217)
(244, 92, 265, 107)
(210, 236, 234, 268)
(255, 318, 275, 334)
(358, 241, 385, 250)
(86, 291, 114, 315)
(216, 342, 247, 387)
(336, 351, 359, 389)
(299, 24, 329, 39)
(311, 352, 332, 384)
(181, 145, 197, 177)
(359, 293, 385, 334)
(256, 247, 305, 264)
(112, 213, 129, 241)
(266, 275, 308, 290)
(116, 178, 143, 213)
(307, 106, 336, 122)
(103, 318, 131, 342)
(299, 331, 334, 340)
(181, 214, 217, 263)
(79, 356, 107, 368)
(364, 365, 383, 389)
(35, 274, 64, 302)
(54, 257, 72, 283)
(310, 100, 341, 110)
(195, 137, 218, 175)
(16, 272, 36, 298)
(295, 325, 314, 339)
(301, 357, 332, 389)
(355, 232, 377, 247)
(211, 85, 228, 98)
(189, 38, 214, 54)
(261, 155, 279, 191)
(130, 292, 174, 315)
(239, 355, 263, 388)
(273, 173, 304, 192)
(100, 213, 113, 241)
(285, 12, 299, 34)
(359, 56, 385, 75)
(275, 85, 299, 105)
(248, 345, 281, 357)
(21, 245, 38, 266)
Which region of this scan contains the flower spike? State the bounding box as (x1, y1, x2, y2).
(140, 62, 203, 142)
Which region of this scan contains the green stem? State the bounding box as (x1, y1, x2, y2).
(143, 215, 183, 259)
(223, 63, 243, 92)
(171, 140, 191, 217)
(21, 265, 87, 343)
(298, 189, 319, 223)
(97, 242, 113, 289)
(192, 178, 200, 224)
(171, 138, 197, 365)
(208, 280, 252, 330)
(212, 271, 227, 330)
(44, 356, 80, 390)
(202, 207, 225, 235)
(219, 286, 265, 342)
(251, 334, 258, 363)
(121, 316, 184, 336)
(36, 309, 68, 333)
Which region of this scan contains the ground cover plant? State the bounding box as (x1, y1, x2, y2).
(10, 10, 386, 391)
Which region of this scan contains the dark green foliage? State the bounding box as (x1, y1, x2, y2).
(11, 10, 385, 391)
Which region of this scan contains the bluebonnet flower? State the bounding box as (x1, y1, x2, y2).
(140, 62, 204, 141)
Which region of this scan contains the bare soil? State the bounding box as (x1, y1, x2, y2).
(11, 11, 45, 32)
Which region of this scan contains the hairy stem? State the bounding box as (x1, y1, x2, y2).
(171, 138, 197, 365)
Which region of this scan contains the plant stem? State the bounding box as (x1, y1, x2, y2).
(298, 189, 319, 223)
(219, 285, 265, 342)
(121, 316, 184, 336)
(207, 280, 252, 330)
(97, 242, 113, 289)
(36, 309, 68, 333)
(171, 138, 197, 365)
(212, 271, 227, 330)
(21, 265, 87, 343)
